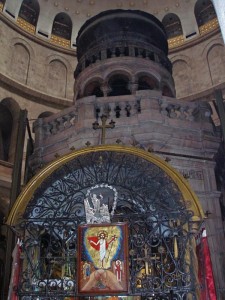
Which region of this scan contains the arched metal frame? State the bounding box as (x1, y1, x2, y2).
(7, 146, 203, 299)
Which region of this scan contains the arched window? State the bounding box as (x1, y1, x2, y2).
(0, 103, 12, 161)
(18, 0, 40, 26)
(108, 75, 131, 96)
(52, 13, 72, 40)
(195, 0, 216, 27)
(162, 13, 183, 39)
(83, 81, 104, 98)
(137, 75, 158, 91)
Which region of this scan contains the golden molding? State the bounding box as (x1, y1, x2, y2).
(168, 18, 219, 50)
(168, 34, 185, 49)
(16, 17, 35, 34)
(50, 34, 71, 48)
(7, 145, 204, 225)
(199, 17, 219, 35)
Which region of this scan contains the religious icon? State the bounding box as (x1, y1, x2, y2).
(77, 223, 129, 295)
(84, 184, 118, 224)
(114, 260, 123, 282)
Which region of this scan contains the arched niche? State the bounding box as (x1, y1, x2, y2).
(172, 59, 192, 98)
(0, 98, 21, 163)
(52, 12, 72, 40)
(83, 80, 104, 98)
(194, 0, 216, 27)
(11, 43, 30, 85)
(207, 44, 225, 85)
(18, 0, 40, 26)
(47, 59, 67, 98)
(7, 145, 203, 299)
(108, 74, 131, 96)
(137, 75, 159, 91)
(162, 13, 183, 39)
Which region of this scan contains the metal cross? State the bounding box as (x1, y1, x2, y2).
(133, 244, 160, 277)
(92, 115, 115, 145)
(132, 245, 152, 276)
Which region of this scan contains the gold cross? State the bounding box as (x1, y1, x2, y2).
(133, 245, 156, 276)
(92, 115, 115, 145)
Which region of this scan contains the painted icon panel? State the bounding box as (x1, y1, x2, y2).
(77, 222, 129, 295)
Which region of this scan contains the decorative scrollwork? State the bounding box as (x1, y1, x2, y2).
(17, 151, 199, 299)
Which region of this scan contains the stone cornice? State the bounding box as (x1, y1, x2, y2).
(178, 82, 225, 102)
(0, 72, 72, 110)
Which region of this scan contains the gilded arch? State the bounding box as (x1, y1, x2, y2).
(7, 145, 204, 298)
(7, 145, 204, 225)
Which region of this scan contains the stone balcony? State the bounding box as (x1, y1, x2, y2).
(30, 90, 220, 172)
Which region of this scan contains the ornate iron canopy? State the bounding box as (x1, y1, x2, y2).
(8, 147, 202, 299)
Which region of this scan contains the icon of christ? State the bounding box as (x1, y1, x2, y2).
(78, 223, 129, 294)
(88, 230, 117, 268)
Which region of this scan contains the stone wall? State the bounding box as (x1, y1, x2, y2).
(170, 33, 225, 98)
(1, 11, 225, 113)
(0, 15, 75, 105)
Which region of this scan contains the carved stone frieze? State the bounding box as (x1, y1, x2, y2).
(180, 169, 204, 180)
(159, 98, 214, 123)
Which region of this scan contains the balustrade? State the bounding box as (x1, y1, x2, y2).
(75, 44, 172, 77)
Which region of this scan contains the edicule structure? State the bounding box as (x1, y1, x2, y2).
(1, 5, 225, 300)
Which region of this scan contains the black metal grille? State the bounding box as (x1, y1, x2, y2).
(16, 151, 199, 299)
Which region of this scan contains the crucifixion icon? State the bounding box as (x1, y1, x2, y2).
(92, 115, 115, 145)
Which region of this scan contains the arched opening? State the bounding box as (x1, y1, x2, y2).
(83, 81, 104, 97)
(52, 12, 72, 40)
(194, 0, 216, 27)
(18, 0, 40, 26)
(7, 146, 203, 299)
(108, 74, 131, 96)
(0, 103, 13, 161)
(162, 85, 174, 97)
(162, 13, 183, 39)
(137, 75, 158, 91)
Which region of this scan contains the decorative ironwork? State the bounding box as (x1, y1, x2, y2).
(16, 151, 200, 299)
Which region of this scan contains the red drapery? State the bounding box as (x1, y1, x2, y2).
(196, 227, 217, 300)
(7, 239, 21, 300)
